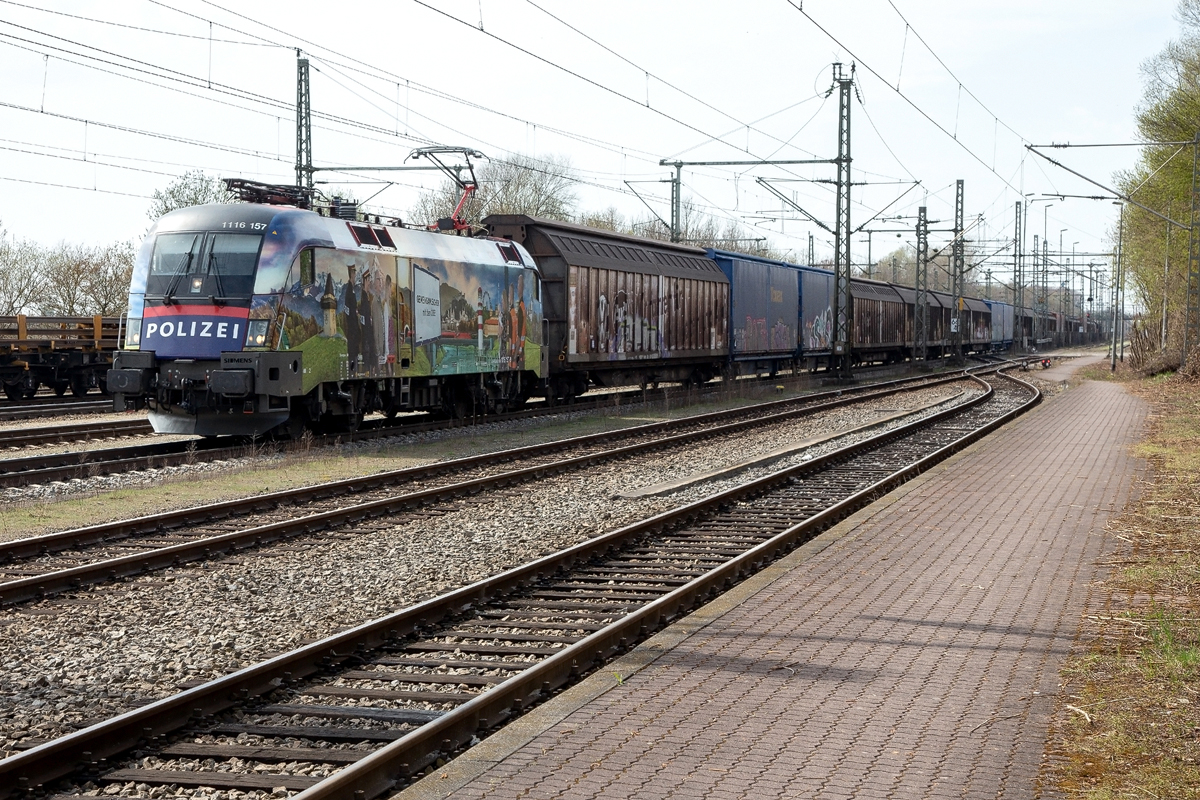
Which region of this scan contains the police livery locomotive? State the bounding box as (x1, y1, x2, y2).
(108, 203, 545, 436)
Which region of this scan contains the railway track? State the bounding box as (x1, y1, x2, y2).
(0, 397, 110, 423)
(0, 369, 1038, 799)
(0, 370, 980, 606)
(0, 363, 968, 487)
(0, 418, 153, 449)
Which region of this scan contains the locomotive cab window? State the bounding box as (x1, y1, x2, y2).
(207, 234, 261, 277)
(145, 232, 262, 299)
(294, 249, 315, 287)
(149, 233, 203, 276)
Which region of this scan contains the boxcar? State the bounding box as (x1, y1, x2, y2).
(850, 278, 907, 364)
(799, 267, 834, 367)
(706, 249, 801, 377)
(964, 297, 992, 352)
(986, 301, 1014, 352)
(484, 215, 729, 396)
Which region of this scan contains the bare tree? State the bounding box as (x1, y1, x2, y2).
(631, 199, 786, 260)
(410, 153, 578, 229)
(0, 223, 41, 315)
(576, 206, 628, 232)
(0, 227, 136, 317)
(84, 241, 136, 316)
(40, 243, 97, 316)
(147, 170, 232, 221)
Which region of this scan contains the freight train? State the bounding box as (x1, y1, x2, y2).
(107, 200, 1076, 438)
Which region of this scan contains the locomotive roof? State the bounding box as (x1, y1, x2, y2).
(152, 204, 538, 271)
(483, 214, 727, 282)
(153, 202, 290, 232)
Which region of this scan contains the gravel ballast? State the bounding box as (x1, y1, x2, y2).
(0, 381, 979, 784)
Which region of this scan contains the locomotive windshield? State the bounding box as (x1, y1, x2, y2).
(146, 232, 263, 299)
(149, 233, 201, 277)
(207, 234, 261, 277)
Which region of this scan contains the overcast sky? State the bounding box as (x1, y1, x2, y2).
(0, 0, 1181, 285)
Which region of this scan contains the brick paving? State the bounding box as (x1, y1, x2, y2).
(398, 377, 1147, 800)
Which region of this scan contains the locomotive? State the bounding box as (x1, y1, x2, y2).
(107, 203, 546, 436)
(108, 197, 1060, 439)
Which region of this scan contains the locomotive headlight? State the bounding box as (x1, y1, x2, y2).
(125, 319, 142, 348)
(245, 319, 270, 347)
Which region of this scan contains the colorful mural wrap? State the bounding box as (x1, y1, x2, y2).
(402, 256, 541, 377)
(269, 249, 397, 389)
(271, 245, 542, 392)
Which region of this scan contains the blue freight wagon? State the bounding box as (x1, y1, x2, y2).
(706, 250, 835, 376)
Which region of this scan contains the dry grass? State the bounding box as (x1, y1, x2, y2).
(1046, 364, 1200, 798)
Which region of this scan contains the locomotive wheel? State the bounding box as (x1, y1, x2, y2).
(278, 414, 308, 441)
(320, 411, 362, 434)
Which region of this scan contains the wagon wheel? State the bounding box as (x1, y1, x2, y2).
(52, 381, 70, 397)
(70, 373, 90, 398)
(2, 383, 22, 401)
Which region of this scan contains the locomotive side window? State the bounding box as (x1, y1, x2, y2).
(498, 242, 523, 265)
(295, 249, 315, 287)
(374, 227, 396, 249)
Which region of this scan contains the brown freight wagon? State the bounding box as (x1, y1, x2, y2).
(850, 278, 907, 365)
(484, 215, 729, 400)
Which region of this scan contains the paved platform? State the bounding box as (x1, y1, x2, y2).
(398, 372, 1147, 800)
(1033, 351, 1111, 382)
